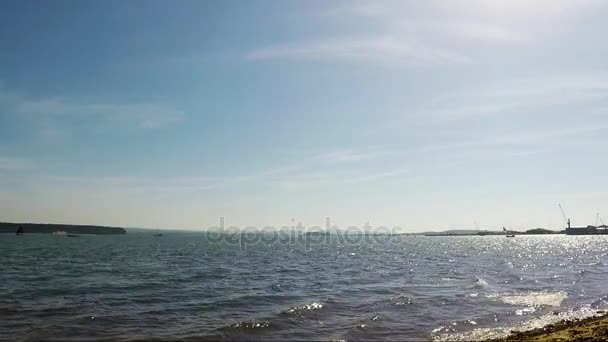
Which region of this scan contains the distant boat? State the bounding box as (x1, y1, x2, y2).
(154, 233, 163, 237)
(506, 234, 515, 238)
(16, 226, 24, 235)
(67, 234, 80, 237)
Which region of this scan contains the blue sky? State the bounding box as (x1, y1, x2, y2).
(1, 0, 608, 231)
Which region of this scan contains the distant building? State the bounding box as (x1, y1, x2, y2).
(565, 225, 608, 235)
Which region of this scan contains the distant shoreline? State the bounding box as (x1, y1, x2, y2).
(0, 222, 126, 235)
(422, 228, 564, 236)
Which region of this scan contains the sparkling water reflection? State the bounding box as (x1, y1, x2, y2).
(2, 233, 608, 341)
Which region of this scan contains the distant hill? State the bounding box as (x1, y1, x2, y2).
(525, 228, 561, 234)
(0, 222, 126, 235)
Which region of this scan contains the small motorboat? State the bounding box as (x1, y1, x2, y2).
(67, 234, 80, 237)
(503, 226, 515, 237)
(154, 233, 163, 237)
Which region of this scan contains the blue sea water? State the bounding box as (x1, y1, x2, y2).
(2, 232, 608, 341)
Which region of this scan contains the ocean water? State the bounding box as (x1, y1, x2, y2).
(2, 232, 608, 341)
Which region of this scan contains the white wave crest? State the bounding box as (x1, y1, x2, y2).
(490, 290, 568, 307)
(286, 302, 323, 314)
(474, 278, 489, 288)
(433, 305, 600, 342)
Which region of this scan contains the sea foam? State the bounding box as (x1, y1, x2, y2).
(489, 290, 568, 307)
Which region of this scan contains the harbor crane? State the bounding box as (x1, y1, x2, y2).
(598, 213, 606, 227)
(559, 204, 571, 229)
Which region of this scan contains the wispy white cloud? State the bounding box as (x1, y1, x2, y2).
(334, 0, 604, 40)
(45, 148, 408, 195)
(1, 88, 184, 130)
(443, 73, 608, 101)
(314, 149, 376, 163)
(423, 72, 608, 121)
(338, 4, 527, 44)
(406, 123, 608, 168)
(248, 37, 469, 66)
(373, 22, 523, 46)
(0, 157, 31, 170)
(261, 148, 408, 191)
(18, 99, 183, 129)
(45, 174, 236, 194)
(249, 37, 470, 66)
(420, 124, 608, 154)
(271, 167, 410, 192)
(41, 163, 303, 195)
(343, 168, 409, 183)
(275, 0, 606, 67)
(459, 0, 605, 19)
(37, 179, 193, 197)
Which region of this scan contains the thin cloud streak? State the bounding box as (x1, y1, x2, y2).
(314, 150, 376, 164)
(0, 158, 31, 170)
(249, 37, 471, 66)
(333, 0, 604, 38)
(304, 0, 606, 70)
(42, 164, 304, 195)
(1, 89, 184, 129)
(45, 174, 241, 194)
(417, 124, 608, 155)
(41, 148, 387, 195)
(343, 168, 409, 183)
(272, 166, 411, 192)
(420, 72, 608, 122)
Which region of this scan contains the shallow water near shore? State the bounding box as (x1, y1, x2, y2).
(2, 233, 608, 341)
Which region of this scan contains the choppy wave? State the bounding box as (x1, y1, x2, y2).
(212, 301, 325, 337)
(230, 320, 271, 329)
(5, 233, 608, 341)
(474, 277, 489, 288)
(394, 295, 413, 306)
(283, 302, 324, 317)
(212, 319, 274, 338)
